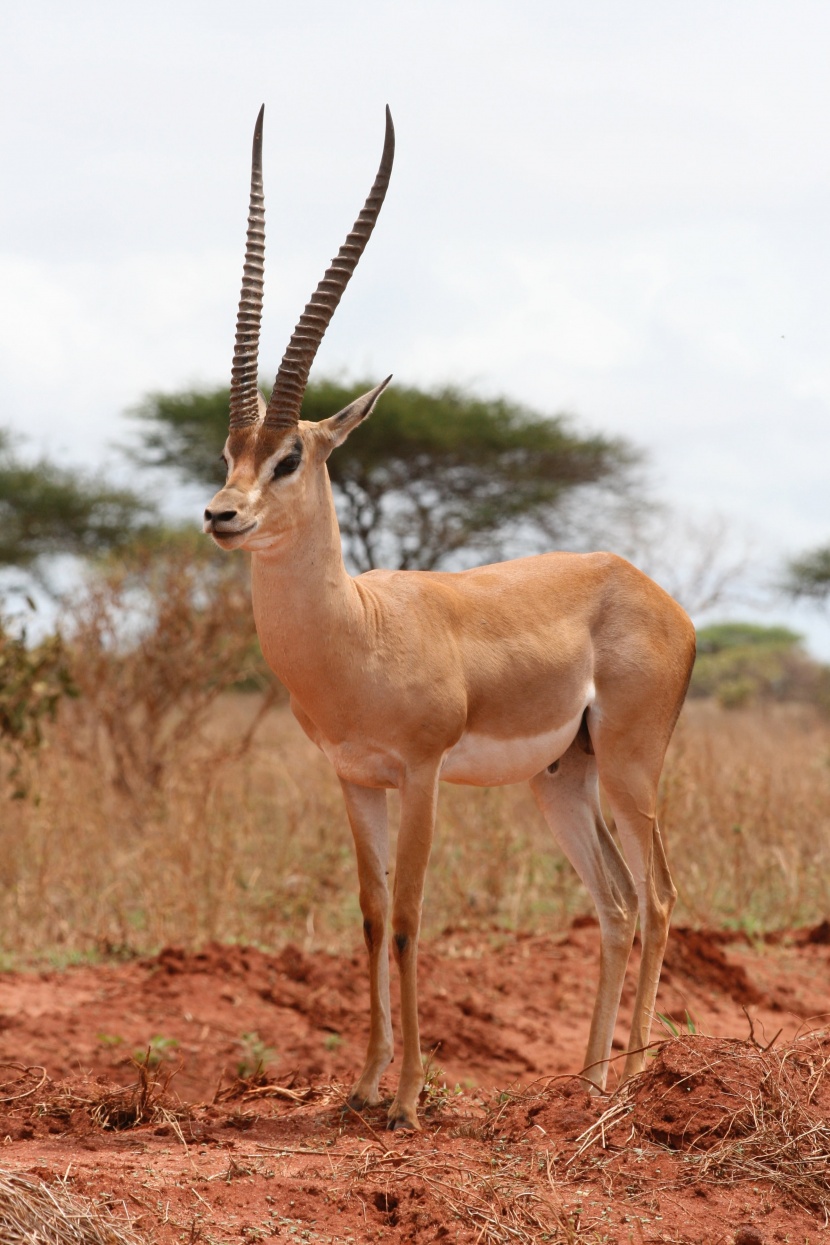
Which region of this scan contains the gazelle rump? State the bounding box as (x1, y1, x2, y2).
(204, 107, 696, 1130)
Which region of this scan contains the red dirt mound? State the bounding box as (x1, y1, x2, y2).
(662, 927, 764, 1005)
(628, 1031, 830, 1155)
(0, 924, 829, 1241)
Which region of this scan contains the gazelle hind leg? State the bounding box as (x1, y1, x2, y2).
(591, 722, 678, 1083)
(530, 742, 637, 1091)
(586, 614, 693, 1082)
(603, 785, 676, 1082)
(339, 780, 393, 1108)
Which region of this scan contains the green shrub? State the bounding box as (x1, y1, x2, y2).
(691, 622, 830, 711)
(0, 618, 75, 793)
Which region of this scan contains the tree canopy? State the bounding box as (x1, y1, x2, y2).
(782, 545, 830, 606)
(0, 431, 155, 575)
(695, 621, 803, 654)
(690, 621, 829, 711)
(129, 379, 639, 572)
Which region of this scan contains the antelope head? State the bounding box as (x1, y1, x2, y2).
(203, 107, 394, 553)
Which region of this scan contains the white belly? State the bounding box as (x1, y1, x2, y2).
(441, 706, 588, 787)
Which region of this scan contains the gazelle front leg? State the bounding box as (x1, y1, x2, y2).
(388, 764, 440, 1130)
(339, 780, 393, 1108)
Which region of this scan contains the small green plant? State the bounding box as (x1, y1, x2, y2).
(133, 1034, 179, 1068)
(237, 1031, 276, 1080)
(419, 1048, 463, 1114)
(97, 1033, 125, 1049)
(655, 1011, 697, 1039)
(323, 1033, 344, 1053)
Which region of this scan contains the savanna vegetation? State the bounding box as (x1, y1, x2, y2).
(784, 541, 830, 606)
(690, 621, 830, 711)
(1, 550, 829, 964)
(0, 429, 154, 575)
(1, 381, 829, 965)
(129, 379, 638, 571)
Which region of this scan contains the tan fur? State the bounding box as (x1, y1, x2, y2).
(204, 407, 696, 1129)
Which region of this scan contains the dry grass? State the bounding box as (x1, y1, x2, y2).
(676, 1040, 830, 1215)
(660, 700, 830, 931)
(567, 1030, 830, 1220)
(0, 1168, 140, 1245)
(344, 1143, 599, 1244)
(2, 688, 830, 962)
(335, 1028, 830, 1243)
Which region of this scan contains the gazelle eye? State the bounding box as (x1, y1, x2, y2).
(273, 451, 302, 480)
(272, 439, 303, 481)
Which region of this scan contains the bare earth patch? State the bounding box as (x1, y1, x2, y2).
(0, 921, 828, 1243)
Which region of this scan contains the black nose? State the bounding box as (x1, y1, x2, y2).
(204, 508, 238, 523)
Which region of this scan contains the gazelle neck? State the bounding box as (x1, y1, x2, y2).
(249, 467, 361, 692)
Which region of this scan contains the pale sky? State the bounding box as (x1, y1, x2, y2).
(2, 1, 829, 647)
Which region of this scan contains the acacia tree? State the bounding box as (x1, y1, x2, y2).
(0, 430, 155, 782)
(128, 379, 638, 572)
(783, 545, 830, 607)
(0, 431, 155, 576)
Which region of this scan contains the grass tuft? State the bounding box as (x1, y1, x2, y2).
(0, 1167, 141, 1245)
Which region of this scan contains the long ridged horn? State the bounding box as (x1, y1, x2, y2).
(228, 105, 266, 430)
(264, 106, 395, 432)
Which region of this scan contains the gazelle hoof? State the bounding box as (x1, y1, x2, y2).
(347, 1089, 381, 1111)
(387, 1116, 418, 1131)
(387, 1107, 420, 1131)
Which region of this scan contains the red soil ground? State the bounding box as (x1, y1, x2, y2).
(0, 920, 829, 1243)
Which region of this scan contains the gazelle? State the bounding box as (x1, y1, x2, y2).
(203, 106, 696, 1130)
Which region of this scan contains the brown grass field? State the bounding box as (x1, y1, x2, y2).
(3, 695, 830, 960)
(1, 688, 830, 1242)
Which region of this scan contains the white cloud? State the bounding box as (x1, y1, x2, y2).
(1, 0, 829, 652)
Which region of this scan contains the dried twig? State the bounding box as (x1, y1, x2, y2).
(0, 1063, 48, 1104)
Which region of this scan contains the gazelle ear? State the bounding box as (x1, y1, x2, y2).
(318, 376, 392, 454)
